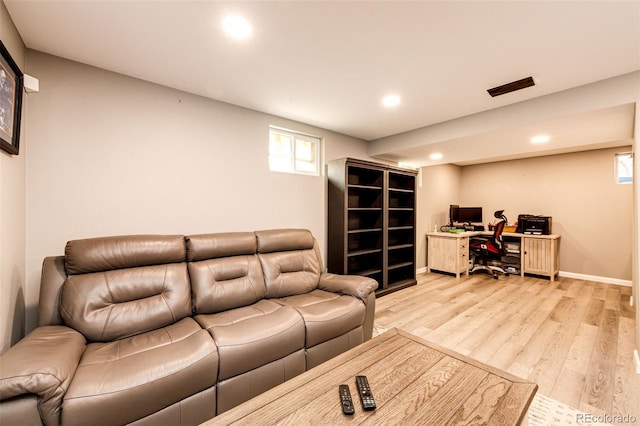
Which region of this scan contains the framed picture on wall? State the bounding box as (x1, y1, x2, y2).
(0, 41, 24, 155)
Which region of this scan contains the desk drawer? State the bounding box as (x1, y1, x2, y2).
(428, 235, 468, 274)
(459, 243, 468, 272)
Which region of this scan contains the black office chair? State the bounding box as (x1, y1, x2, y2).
(469, 210, 508, 279)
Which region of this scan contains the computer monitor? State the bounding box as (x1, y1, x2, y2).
(457, 207, 483, 224)
(448, 204, 459, 226)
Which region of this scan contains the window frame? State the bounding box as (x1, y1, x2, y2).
(268, 126, 322, 176)
(614, 152, 633, 185)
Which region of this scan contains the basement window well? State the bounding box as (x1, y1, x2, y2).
(615, 152, 633, 184)
(269, 127, 321, 176)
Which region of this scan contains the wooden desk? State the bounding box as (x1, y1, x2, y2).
(427, 231, 560, 281)
(204, 328, 537, 425)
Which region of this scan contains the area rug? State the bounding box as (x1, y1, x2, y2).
(372, 324, 389, 338)
(371, 325, 613, 425)
(527, 394, 613, 426)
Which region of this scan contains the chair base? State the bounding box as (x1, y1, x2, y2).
(469, 253, 508, 279)
(469, 264, 507, 279)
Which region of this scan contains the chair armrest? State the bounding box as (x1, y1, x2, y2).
(0, 326, 86, 426)
(318, 273, 378, 301)
(470, 236, 491, 248)
(470, 236, 490, 243)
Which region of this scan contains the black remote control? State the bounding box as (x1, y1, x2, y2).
(355, 375, 377, 410)
(339, 384, 355, 415)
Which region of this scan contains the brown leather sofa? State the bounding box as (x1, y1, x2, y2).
(0, 229, 377, 426)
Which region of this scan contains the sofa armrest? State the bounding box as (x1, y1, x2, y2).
(318, 273, 378, 301)
(0, 326, 86, 426)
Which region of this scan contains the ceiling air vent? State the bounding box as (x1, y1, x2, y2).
(487, 76, 535, 97)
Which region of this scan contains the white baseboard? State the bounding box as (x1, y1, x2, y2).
(558, 271, 632, 287)
(418, 268, 632, 287)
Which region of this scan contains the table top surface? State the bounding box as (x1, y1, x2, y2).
(204, 328, 537, 425)
(427, 230, 560, 239)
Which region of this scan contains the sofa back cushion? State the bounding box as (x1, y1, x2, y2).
(186, 232, 266, 314)
(65, 234, 187, 274)
(256, 229, 321, 298)
(60, 235, 191, 342)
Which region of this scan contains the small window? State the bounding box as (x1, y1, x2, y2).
(269, 127, 321, 176)
(615, 152, 633, 184)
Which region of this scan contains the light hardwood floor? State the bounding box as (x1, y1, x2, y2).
(374, 272, 639, 422)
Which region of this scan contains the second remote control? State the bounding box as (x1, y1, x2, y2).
(355, 375, 377, 410)
(339, 384, 355, 415)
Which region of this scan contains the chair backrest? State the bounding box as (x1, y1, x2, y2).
(491, 220, 506, 252)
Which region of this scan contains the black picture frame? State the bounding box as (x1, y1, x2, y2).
(0, 41, 23, 155)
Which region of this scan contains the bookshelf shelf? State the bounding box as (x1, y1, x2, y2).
(328, 158, 417, 296)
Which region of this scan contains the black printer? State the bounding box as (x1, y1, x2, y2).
(516, 214, 552, 235)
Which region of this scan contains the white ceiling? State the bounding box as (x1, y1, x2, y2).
(4, 0, 640, 166)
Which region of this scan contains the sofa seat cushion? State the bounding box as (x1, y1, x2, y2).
(274, 289, 366, 347)
(61, 318, 218, 426)
(195, 299, 305, 381)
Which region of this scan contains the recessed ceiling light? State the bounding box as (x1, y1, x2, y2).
(531, 135, 550, 144)
(222, 15, 252, 40)
(382, 95, 400, 108)
(429, 153, 443, 160)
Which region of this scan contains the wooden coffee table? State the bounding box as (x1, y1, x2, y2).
(203, 328, 537, 425)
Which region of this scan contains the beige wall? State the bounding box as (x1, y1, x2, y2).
(22, 51, 373, 335)
(416, 164, 461, 268)
(420, 147, 633, 281)
(0, 2, 26, 353)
